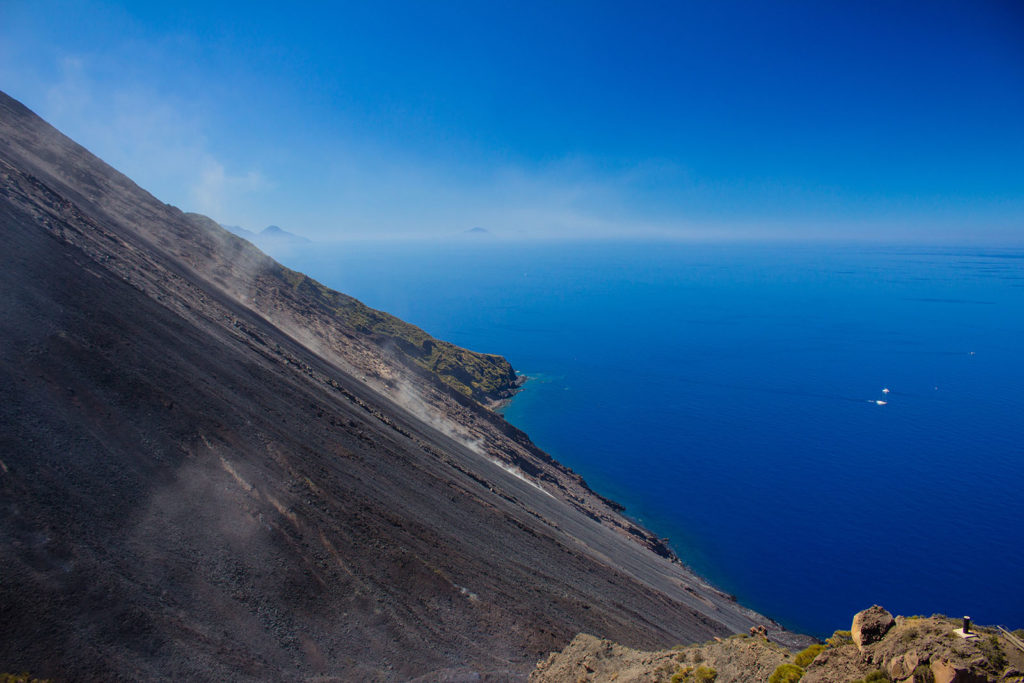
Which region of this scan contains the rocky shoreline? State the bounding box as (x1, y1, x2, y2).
(484, 372, 530, 411)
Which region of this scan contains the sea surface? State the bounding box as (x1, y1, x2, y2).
(279, 240, 1023, 637)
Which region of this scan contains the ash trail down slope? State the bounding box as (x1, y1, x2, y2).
(0, 90, 803, 681)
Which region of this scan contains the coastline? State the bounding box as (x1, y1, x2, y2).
(485, 371, 530, 412)
(491, 367, 808, 641)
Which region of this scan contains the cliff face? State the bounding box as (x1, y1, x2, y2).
(0, 90, 797, 681)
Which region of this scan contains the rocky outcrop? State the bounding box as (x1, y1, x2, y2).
(852, 605, 896, 650)
(532, 610, 1024, 683)
(930, 659, 991, 683)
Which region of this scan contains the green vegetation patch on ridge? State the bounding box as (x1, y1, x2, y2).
(792, 643, 825, 668)
(278, 267, 518, 403)
(768, 663, 804, 683)
(672, 665, 718, 682)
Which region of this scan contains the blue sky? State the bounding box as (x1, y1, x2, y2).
(2, 1, 1022, 242)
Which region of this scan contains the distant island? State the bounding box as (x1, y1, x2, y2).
(222, 223, 312, 247)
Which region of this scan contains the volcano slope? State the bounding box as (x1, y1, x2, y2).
(0, 90, 803, 681)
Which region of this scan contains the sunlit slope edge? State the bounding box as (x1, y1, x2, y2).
(177, 210, 519, 406)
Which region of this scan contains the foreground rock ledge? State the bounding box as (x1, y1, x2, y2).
(531, 609, 1024, 683)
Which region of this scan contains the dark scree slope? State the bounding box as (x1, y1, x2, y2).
(0, 90, 802, 681)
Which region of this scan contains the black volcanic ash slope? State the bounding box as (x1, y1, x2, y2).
(0, 90, 800, 681)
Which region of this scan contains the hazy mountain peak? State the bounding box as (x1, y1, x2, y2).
(220, 222, 311, 245)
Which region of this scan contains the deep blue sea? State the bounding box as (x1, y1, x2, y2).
(280, 241, 1023, 637)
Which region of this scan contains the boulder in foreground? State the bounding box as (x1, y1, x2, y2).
(852, 605, 896, 650)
